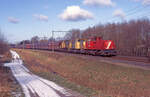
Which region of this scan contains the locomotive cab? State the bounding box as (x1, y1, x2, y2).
(102, 40, 117, 56)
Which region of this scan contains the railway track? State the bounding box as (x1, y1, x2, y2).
(112, 55, 150, 63)
(52, 50, 149, 63)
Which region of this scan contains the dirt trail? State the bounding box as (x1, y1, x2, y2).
(4, 50, 83, 97)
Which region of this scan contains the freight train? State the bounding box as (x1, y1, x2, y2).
(16, 37, 117, 56)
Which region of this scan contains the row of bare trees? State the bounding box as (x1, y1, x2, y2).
(65, 19, 150, 57)
(19, 36, 53, 45)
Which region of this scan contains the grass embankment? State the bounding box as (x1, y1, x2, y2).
(0, 52, 24, 97)
(15, 49, 150, 97)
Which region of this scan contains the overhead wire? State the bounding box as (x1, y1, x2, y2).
(106, 5, 150, 23)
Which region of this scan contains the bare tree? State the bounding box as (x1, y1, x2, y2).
(31, 36, 39, 44)
(0, 30, 9, 55)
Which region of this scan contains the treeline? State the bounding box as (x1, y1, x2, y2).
(18, 36, 54, 45)
(65, 18, 150, 57)
(19, 18, 150, 57)
(0, 31, 9, 55)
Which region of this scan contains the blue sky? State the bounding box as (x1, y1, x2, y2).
(0, 0, 150, 43)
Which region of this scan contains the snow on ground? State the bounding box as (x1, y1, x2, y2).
(4, 50, 77, 97)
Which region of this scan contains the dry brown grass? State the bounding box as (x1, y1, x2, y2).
(0, 66, 13, 97)
(15, 49, 150, 97)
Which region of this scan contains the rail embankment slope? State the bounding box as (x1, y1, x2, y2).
(15, 49, 150, 97)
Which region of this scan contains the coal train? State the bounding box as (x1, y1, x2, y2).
(16, 37, 117, 56)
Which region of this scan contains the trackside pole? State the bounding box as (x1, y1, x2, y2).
(51, 30, 70, 52)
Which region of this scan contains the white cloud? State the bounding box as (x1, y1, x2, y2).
(113, 9, 125, 19)
(8, 17, 19, 24)
(83, 0, 115, 7)
(33, 14, 48, 22)
(59, 6, 94, 21)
